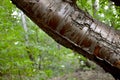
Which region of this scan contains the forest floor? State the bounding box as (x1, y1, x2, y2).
(50, 65, 115, 80)
(0, 65, 115, 80)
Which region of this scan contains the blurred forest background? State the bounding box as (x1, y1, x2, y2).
(0, 0, 120, 80)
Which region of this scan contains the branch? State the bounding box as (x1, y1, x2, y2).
(11, 0, 120, 79)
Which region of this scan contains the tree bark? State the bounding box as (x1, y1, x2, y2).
(11, 0, 120, 79)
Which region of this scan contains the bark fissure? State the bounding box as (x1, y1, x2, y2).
(70, 8, 120, 67)
(11, 0, 120, 79)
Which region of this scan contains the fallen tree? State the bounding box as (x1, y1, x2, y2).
(11, 0, 120, 79)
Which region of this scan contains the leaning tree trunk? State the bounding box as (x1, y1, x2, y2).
(11, 0, 120, 79)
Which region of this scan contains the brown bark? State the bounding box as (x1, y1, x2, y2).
(11, 0, 120, 79)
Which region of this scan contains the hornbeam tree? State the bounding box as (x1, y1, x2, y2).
(11, 0, 120, 79)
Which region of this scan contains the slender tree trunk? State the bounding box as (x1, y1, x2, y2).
(11, 0, 120, 79)
(21, 11, 35, 62)
(21, 11, 29, 44)
(92, 0, 99, 17)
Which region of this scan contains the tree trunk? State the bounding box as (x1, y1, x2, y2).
(21, 11, 35, 62)
(11, 0, 120, 79)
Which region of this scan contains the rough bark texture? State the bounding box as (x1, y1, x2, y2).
(11, 0, 120, 79)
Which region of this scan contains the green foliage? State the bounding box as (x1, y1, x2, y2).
(0, 1, 80, 80)
(77, 0, 120, 30)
